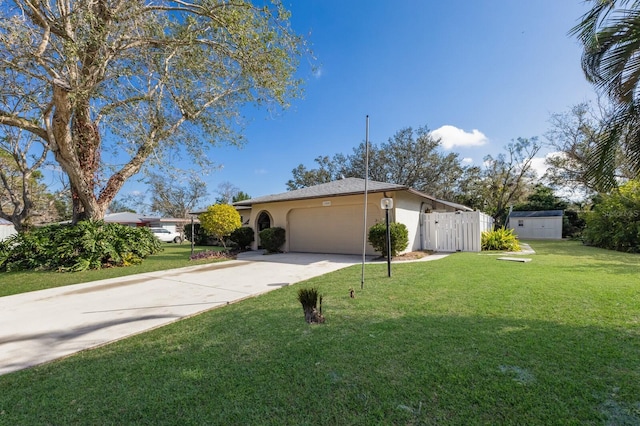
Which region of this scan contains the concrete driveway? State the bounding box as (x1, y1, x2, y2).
(0, 252, 364, 376)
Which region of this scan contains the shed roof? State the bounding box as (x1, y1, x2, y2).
(509, 210, 564, 218)
(233, 177, 472, 211)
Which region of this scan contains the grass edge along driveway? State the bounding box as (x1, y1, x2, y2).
(0, 240, 638, 424)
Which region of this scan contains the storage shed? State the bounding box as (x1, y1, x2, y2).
(508, 210, 563, 240)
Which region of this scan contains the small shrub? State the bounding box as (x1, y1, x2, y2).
(259, 227, 286, 253)
(198, 204, 242, 249)
(368, 222, 409, 257)
(229, 226, 254, 251)
(297, 287, 324, 324)
(481, 227, 521, 251)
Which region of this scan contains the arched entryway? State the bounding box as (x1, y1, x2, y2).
(257, 211, 271, 232)
(256, 211, 272, 249)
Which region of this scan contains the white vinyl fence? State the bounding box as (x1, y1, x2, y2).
(423, 211, 494, 252)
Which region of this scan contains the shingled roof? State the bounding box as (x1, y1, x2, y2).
(233, 177, 472, 211)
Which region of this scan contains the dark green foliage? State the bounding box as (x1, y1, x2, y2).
(481, 227, 521, 251)
(0, 221, 162, 272)
(582, 180, 640, 252)
(184, 223, 209, 246)
(229, 226, 254, 251)
(368, 222, 409, 257)
(297, 287, 319, 309)
(259, 227, 286, 253)
(563, 210, 586, 238)
(513, 185, 567, 211)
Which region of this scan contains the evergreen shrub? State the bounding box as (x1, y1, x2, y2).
(368, 222, 409, 257)
(259, 227, 286, 253)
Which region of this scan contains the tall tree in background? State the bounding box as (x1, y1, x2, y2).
(147, 173, 208, 218)
(545, 102, 636, 194)
(463, 138, 541, 226)
(571, 1, 640, 188)
(0, 129, 48, 230)
(215, 181, 250, 204)
(0, 0, 304, 223)
(286, 126, 464, 200)
(286, 155, 347, 190)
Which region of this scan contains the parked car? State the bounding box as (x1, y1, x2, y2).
(151, 228, 183, 243)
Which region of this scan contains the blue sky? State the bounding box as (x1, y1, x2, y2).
(121, 0, 597, 208)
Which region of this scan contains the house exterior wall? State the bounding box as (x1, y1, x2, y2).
(245, 190, 460, 255)
(512, 216, 562, 239)
(247, 192, 391, 254)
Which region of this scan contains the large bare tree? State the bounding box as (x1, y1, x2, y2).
(0, 0, 303, 222)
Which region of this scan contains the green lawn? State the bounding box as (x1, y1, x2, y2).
(0, 240, 638, 424)
(0, 244, 227, 297)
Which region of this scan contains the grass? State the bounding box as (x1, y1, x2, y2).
(0, 244, 227, 297)
(0, 240, 639, 424)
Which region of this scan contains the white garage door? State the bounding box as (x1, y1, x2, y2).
(289, 205, 379, 255)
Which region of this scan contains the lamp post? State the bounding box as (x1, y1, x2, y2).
(381, 197, 393, 277)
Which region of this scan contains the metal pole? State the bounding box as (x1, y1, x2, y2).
(361, 115, 370, 290)
(385, 207, 391, 277)
(190, 215, 194, 256)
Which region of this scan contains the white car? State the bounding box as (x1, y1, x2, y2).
(150, 228, 183, 243)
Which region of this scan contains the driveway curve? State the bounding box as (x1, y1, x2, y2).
(0, 252, 364, 376)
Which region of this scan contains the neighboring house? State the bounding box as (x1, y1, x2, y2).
(0, 218, 17, 241)
(103, 212, 190, 235)
(232, 178, 473, 255)
(507, 210, 563, 240)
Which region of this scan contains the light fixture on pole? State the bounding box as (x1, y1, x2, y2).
(381, 197, 393, 277)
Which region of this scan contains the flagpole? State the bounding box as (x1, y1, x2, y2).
(361, 115, 369, 290)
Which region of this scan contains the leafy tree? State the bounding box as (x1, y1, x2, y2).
(513, 185, 567, 211)
(286, 155, 347, 190)
(582, 179, 640, 252)
(108, 199, 137, 214)
(0, 129, 48, 230)
(215, 181, 249, 204)
(571, 2, 640, 188)
(461, 138, 541, 226)
(198, 204, 241, 249)
(147, 172, 208, 218)
(545, 102, 635, 194)
(232, 191, 251, 203)
(286, 126, 465, 199)
(0, 0, 304, 222)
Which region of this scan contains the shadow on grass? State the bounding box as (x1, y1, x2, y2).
(1, 307, 638, 425)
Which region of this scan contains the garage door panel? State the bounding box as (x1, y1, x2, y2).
(289, 205, 380, 255)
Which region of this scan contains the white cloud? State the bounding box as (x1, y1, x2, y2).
(462, 157, 473, 164)
(431, 125, 489, 149)
(529, 151, 564, 178)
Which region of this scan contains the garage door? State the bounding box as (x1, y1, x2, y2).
(288, 205, 380, 255)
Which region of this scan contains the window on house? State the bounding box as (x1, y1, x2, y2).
(518, 219, 524, 227)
